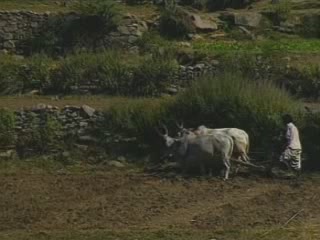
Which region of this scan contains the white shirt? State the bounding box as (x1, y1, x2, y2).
(286, 122, 301, 150)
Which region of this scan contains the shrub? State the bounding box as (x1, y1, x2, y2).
(301, 112, 320, 170)
(284, 65, 320, 100)
(0, 109, 16, 147)
(137, 32, 178, 58)
(16, 115, 63, 157)
(159, 0, 194, 39)
(73, 0, 120, 32)
(0, 55, 24, 94)
(207, 0, 256, 11)
(104, 72, 301, 159)
(268, 0, 292, 25)
(49, 51, 131, 94)
(0, 54, 54, 94)
(130, 56, 178, 96)
(300, 14, 320, 38)
(170, 73, 301, 151)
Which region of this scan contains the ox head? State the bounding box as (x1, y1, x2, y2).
(156, 124, 177, 148)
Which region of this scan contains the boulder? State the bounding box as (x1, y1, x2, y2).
(81, 105, 96, 118)
(108, 160, 126, 168)
(190, 14, 218, 32)
(234, 12, 262, 28)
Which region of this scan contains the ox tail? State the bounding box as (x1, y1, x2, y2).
(244, 135, 251, 162)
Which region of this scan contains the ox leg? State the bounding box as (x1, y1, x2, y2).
(223, 157, 231, 180)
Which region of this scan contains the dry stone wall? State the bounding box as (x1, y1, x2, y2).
(0, 104, 133, 159)
(0, 11, 148, 54)
(0, 11, 50, 52)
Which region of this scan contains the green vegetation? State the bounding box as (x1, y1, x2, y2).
(268, 0, 292, 25)
(16, 115, 63, 158)
(0, 51, 178, 96)
(159, 0, 194, 39)
(105, 72, 301, 156)
(193, 39, 320, 54)
(0, 109, 16, 147)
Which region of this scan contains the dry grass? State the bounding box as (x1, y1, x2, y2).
(0, 0, 69, 12)
(0, 0, 159, 17)
(0, 95, 160, 111)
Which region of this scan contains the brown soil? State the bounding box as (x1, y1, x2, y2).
(0, 169, 319, 234)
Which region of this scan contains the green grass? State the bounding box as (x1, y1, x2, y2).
(193, 39, 320, 54)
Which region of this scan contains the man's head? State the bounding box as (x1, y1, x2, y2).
(282, 114, 293, 124)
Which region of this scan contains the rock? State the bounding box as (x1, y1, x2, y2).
(209, 33, 227, 39)
(81, 105, 95, 117)
(190, 14, 218, 32)
(78, 135, 98, 144)
(166, 85, 179, 95)
(178, 41, 192, 47)
(108, 160, 126, 168)
(234, 12, 262, 28)
(62, 151, 71, 158)
(238, 26, 255, 39)
(117, 156, 127, 163)
(3, 40, 15, 49)
(117, 25, 130, 35)
(0, 150, 16, 159)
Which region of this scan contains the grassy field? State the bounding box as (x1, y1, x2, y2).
(0, 0, 158, 18)
(193, 39, 320, 54)
(0, 161, 319, 240)
(0, 95, 164, 111)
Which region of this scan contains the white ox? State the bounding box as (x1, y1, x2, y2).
(158, 126, 234, 180)
(181, 125, 250, 163)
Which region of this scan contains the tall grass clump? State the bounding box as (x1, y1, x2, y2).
(49, 51, 131, 94)
(159, 0, 194, 39)
(103, 72, 301, 158)
(0, 54, 55, 94)
(171, 73, 301, 152)
(0, 109, 16, 147)
(130, 56, 179, 96)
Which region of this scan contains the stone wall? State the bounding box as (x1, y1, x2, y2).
(0, 11, 50, 52)
(0, 104, 135, 159)
(0, 11, 148, 54)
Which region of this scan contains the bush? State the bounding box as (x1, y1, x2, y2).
(301, 112, 320, 170)
(16, 115, 63, 158)
(137, 32, 178, 58)
(0, 54, 54, 94)
(104, 72, 301, 158)
(73, 0, 120, 32)
(300, 14, 320, 38)
(159, 1, 194, 39)
(268, 0, 292, 25)
(130, 56, 178, 96)
(0, 109, 16, 147)
(207, 0, 256, 11)
(284, 65, 320, 100)
(49, 51, 131, 94)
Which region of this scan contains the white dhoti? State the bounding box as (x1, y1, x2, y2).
(280, 147, 302, 170)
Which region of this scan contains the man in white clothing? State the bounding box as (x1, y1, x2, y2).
(279, 114, 302, 175)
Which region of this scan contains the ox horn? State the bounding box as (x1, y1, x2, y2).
(156, 121, 169, 136)
(175, 121, 184, 130)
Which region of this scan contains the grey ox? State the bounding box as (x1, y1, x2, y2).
(158, 126, 234, 180)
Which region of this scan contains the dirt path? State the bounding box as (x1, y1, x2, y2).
(0, 169, 319, 235)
